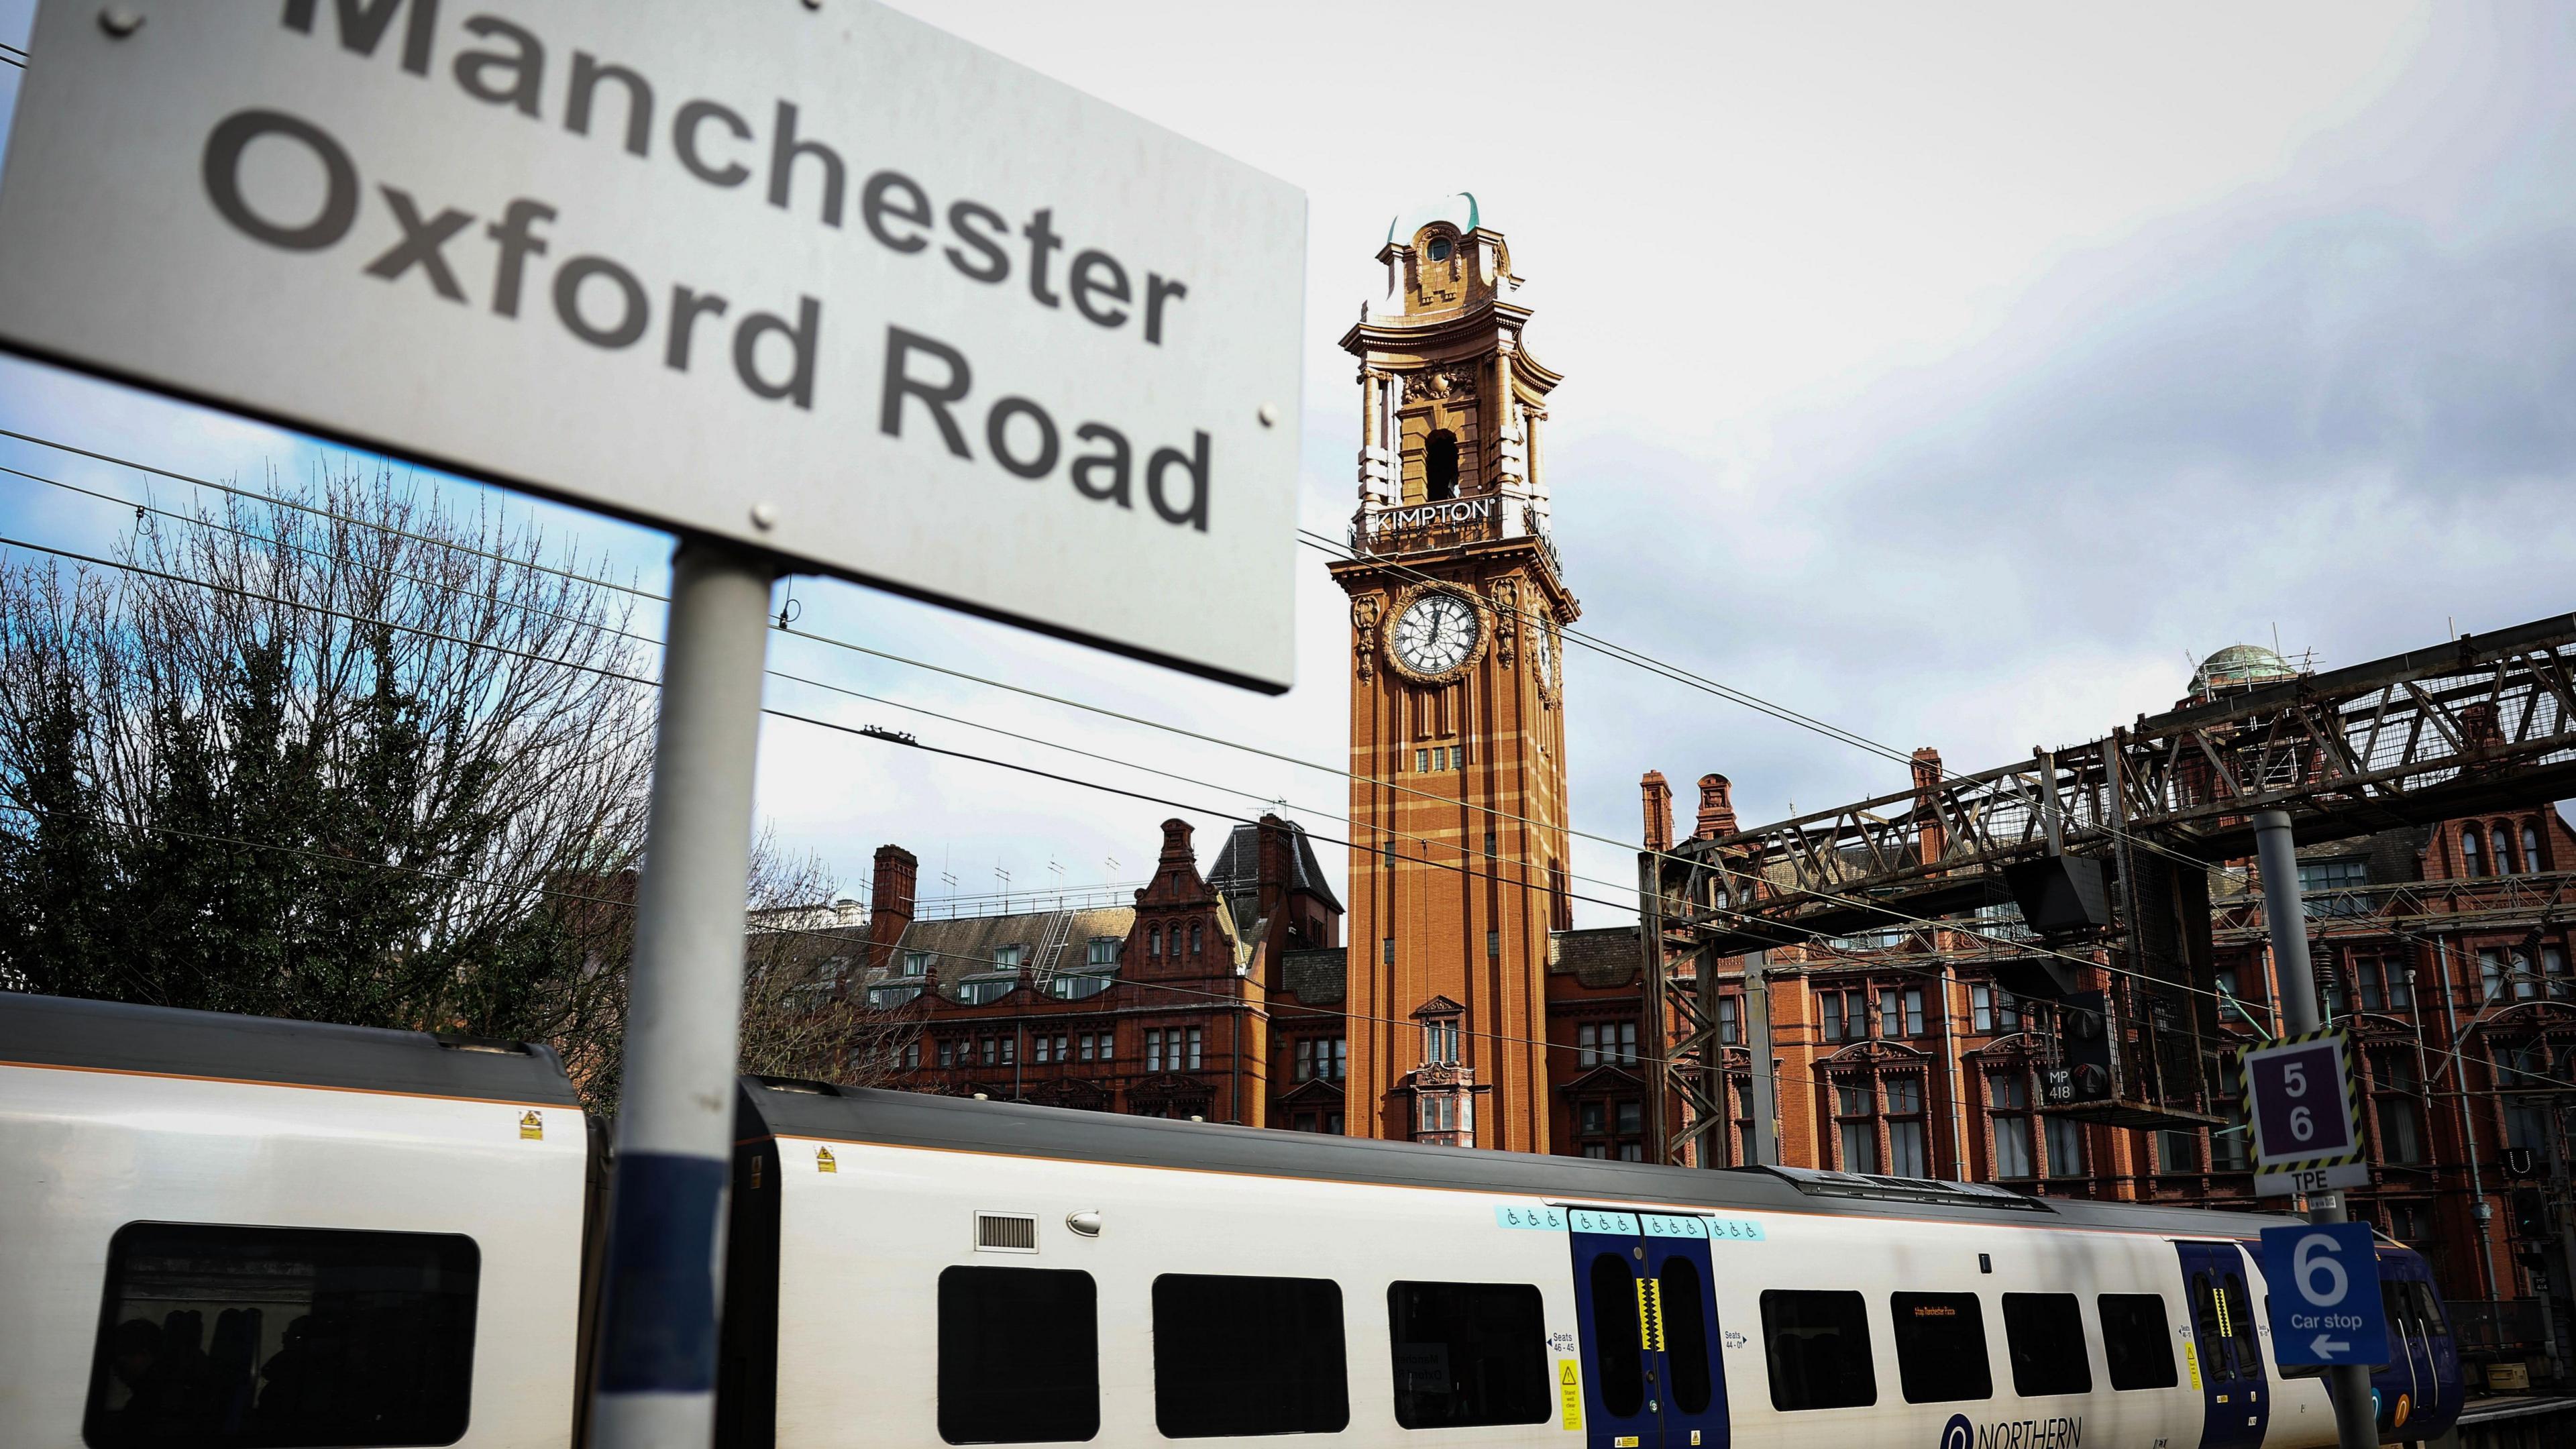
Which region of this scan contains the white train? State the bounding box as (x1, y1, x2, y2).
(2, 992, 2461, 1448)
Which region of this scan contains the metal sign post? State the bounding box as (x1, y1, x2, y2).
(2251, 808, 2377, 1449)
(0, 7, 1309, 1449)
(591, 541, 773, 1444)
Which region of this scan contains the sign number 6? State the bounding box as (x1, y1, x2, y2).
(2295, 1233, 2349, 1306)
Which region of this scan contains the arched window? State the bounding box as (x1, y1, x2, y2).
(1424, 430, 1458, 501)
(1189, 922, 1203, 956)
(2526, 822, 2545, 874)
(1148, 926, 1163, 957)
(2494, 825, 2516, 876)
(2462, 828, 2483, 878)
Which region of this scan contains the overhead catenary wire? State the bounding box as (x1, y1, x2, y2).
(1, 526, 2552, 1116)
(1297, 525, 2257, 891)
(0, 521, 2180, 1018)
(1, 462, 1699, 918)
(0, 445, 1990, 924)
(0, 444, 2260, 1014)
(3, 422, 2237, 911)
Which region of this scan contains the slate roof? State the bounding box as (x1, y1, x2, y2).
(877, 906, 1136, 1000)
(1281, 947, 1346, 1006)
(1206, 818, 1344, 919)
(1548, 926, 1641, 988)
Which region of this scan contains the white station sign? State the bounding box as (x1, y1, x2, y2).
(0, 0, 1305, 691)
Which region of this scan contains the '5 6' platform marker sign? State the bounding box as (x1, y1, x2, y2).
(2242, 1028, 2367, 1197)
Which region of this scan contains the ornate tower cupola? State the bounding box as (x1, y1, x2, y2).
(1330, 195, 1576, 1152)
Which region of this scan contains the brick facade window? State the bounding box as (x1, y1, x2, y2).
(1878, 987, 1925, 1038)
(1421, 1014, 1460, 1066)
(1144, 1027, 1201, 1071)
(2353, 951, 2410, 1010)
(2155, 1128, 2199, 1177)
(1986, 1070, 2033, 1179)
(1884, 1073, 1929, 1176)
(1819, 989, 1854, 1043)
(2370, 1049, 2424, 1164)
(1833, 1077, 1878, 1173)
(1574, 1021, 1636, 1068)
(1717, 995, 1739, 1045)
(1970, 984, 2020, 1034)
(2046, 1114, 2088, 1178)
(1572, 1097, 1643, 1160)
(1293, 1037, 1347, 1081)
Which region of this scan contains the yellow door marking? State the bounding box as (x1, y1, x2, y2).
(1557, 1359, 1582, 1430)
(1635, 1278, 1666, 1352)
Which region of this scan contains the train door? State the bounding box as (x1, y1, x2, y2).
(1566, 1209, 1730, 1449)
(2175, 1240, 2269, 1449)
(2371, 1250, 2459, 1442)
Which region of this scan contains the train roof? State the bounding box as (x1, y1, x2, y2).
(738, 1077, 2300, 1242)
(0, 991, 583, 1108)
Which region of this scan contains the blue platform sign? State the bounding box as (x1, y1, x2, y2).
(2261, 1222, 2387, 1366)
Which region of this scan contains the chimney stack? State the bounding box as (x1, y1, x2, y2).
(868, 845, 916, 970)
(1692, 774, 1737, 841)
(1641, 771, 1674, 853)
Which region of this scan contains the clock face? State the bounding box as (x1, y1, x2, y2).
(1533, 615, 1556, 691)
(1393, 592, 1480, 678)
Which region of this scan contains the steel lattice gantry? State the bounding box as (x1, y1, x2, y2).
(1640, 612, 2576, 1161)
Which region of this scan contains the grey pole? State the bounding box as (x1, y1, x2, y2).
(1745, 950, 1780, 1167)
(2255, 808, 2378, 1449)
(590, 539, 777, 1449)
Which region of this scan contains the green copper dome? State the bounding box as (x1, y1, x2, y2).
(1387, 192, 1480, 246)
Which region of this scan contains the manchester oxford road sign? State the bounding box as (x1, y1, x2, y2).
(0, 0, 1305, 692)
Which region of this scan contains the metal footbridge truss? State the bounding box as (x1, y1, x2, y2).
(1644, 612, 2576, 1161)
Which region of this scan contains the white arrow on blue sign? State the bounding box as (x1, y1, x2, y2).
(2260, 1222, 2387, 1366)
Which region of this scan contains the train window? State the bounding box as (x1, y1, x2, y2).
(1152, 1275, 1348, 1438)
(2001, 1293, 2092, 1396)
(2097, 1293, 2179, 1391)
(1762, 1289, 1877, 1411)
(1585, 1255, 1646, 1417)
(1660, 1256, 1716, 1415)
(1891, 1291, 1992, 1403)
(1385, 1281, 1550, 1429)
(83, 1221, 478, 1448)
(2410, 1281, 2451, 1337)
(938, 1267, 1098, 1444)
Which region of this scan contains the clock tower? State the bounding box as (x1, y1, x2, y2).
(1331, 196, 1574, 1152)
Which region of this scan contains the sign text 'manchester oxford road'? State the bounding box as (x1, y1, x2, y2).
(0, 0, 1306, 690)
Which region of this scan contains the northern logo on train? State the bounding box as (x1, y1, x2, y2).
(1939, 1413, 1974, 1449)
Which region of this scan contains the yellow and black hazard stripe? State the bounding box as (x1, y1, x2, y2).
(1635, 1277, 1666, 1352)
(2241, 1026, 2367, 1176)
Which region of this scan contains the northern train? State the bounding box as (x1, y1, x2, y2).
(1, 992, 2462, 1447)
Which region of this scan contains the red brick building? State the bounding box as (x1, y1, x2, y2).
(854, 814, 1348, 1131)
(1589, 650, 2576, 1378)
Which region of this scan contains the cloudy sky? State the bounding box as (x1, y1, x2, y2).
(0, 2, 2567, 925)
